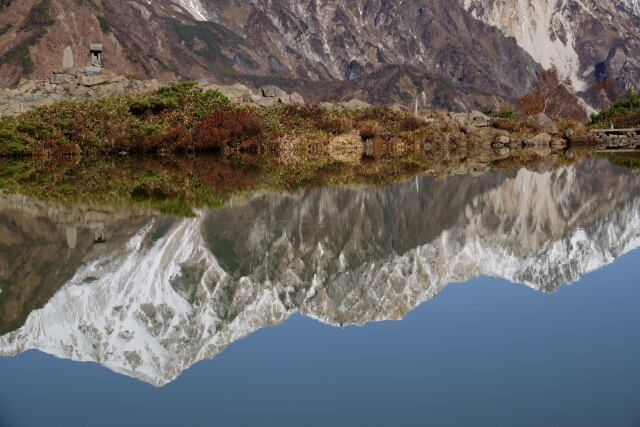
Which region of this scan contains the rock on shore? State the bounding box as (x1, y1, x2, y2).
(0, 69, 161, 116)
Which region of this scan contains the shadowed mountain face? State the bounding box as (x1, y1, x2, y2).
(1, 157, 640, 386)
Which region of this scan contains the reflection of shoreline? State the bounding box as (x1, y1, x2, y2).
(1, 158, 640, 386)
(0, 146, 590, 218)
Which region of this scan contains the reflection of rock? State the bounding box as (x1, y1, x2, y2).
(0, 193, 153, 335)
(1, 158, 640, 386)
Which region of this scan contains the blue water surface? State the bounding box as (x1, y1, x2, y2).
(1, 250, 639, 427)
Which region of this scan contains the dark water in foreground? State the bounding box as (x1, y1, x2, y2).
(0, 157, 639, 426)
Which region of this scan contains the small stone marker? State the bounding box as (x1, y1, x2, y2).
(89, 43, 103, 67)
(62, 46, 74, 69)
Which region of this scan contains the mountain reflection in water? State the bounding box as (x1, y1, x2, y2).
(0, 157, 639, 386)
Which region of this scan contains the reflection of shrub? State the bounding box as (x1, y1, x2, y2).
(315, 118, 350, 135)
(360, 120, 381, 141)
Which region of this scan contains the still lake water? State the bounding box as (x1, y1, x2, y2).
(0, 157, 639, 426)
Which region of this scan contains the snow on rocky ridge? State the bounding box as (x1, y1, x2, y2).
(1, 159, 640, 386)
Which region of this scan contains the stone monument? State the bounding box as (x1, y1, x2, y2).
(62, 46, 74, 69)
(84, 43, 104, 75)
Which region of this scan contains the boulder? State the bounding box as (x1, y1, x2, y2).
(260, 85, 288, 98)
(468, 110, 491, 127)
(470, 127, 509, 147)
(253, 97, 280, 107)
(80, 75, 111, 87)
(339, 99, 371, 109)
(289, 92, 304, 105)
(524, 133, 552, 147)
(318, 102, 335, 109)
(449, 111, 490, 128)
(203, 83, 253, 102)
(526, 113, 559, 134)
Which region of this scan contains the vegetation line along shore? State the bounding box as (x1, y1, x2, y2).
(0, 81, 639, 216)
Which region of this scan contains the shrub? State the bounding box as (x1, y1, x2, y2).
(129, 97, 178, 116)
(482, 108, 520, 119)
(282, 104, 325, 120)
(491, 117, 527, 133)
(315, 117, 351, 135)
(0, 129, 34, 156)
(399, 115, 423, 131)
(192, 109, 264, 152)
(356, 106, 391, 122)
(590, 90, 640, 128)
(16, 120, 55, 140)
(129, 81, 201, 116)
(147, 126, 193, 152)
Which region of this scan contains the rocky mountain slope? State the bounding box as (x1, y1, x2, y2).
(1, 158, 639, 386)
(1, 0, 638, 109)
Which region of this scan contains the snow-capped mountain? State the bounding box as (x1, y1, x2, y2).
(1, 0, 638, 107)
(1, 158, 640, 386)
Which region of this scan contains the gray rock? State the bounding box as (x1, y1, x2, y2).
(318, 102, 335, 109)
(253, 97, 280, 107)
(62, 46, 75, 69)
(260, 85, 288, 98)
(524, 133, 552, 147)
(468, 110, 491, 127)
(289, 92, 304, 105)
(339, 99, 371, 109)
(526, 113, 559, 135)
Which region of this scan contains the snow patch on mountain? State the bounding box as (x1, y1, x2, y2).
(170, 0, 208, 20)
(462, 0, 587, 91)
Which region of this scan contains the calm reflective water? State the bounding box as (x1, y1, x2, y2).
(1, 157, 639, 426)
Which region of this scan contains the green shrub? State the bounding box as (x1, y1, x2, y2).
(0, 129, 34, 156)
(129, 81, 197, 116)
(16, 120, 55, 140)
(482, 108, 520, 119)
(590, 90, 640, 127)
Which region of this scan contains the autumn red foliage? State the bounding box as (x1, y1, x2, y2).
(517, 66, 587, 121)
(192, 109, 263, 151)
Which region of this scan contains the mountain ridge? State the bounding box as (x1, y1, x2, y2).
(1, 0, 638, 108)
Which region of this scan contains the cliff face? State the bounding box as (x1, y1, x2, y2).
(462, 0, 640, 99)
(2, 0, 637, 108)
(1, 158, 639, 386)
